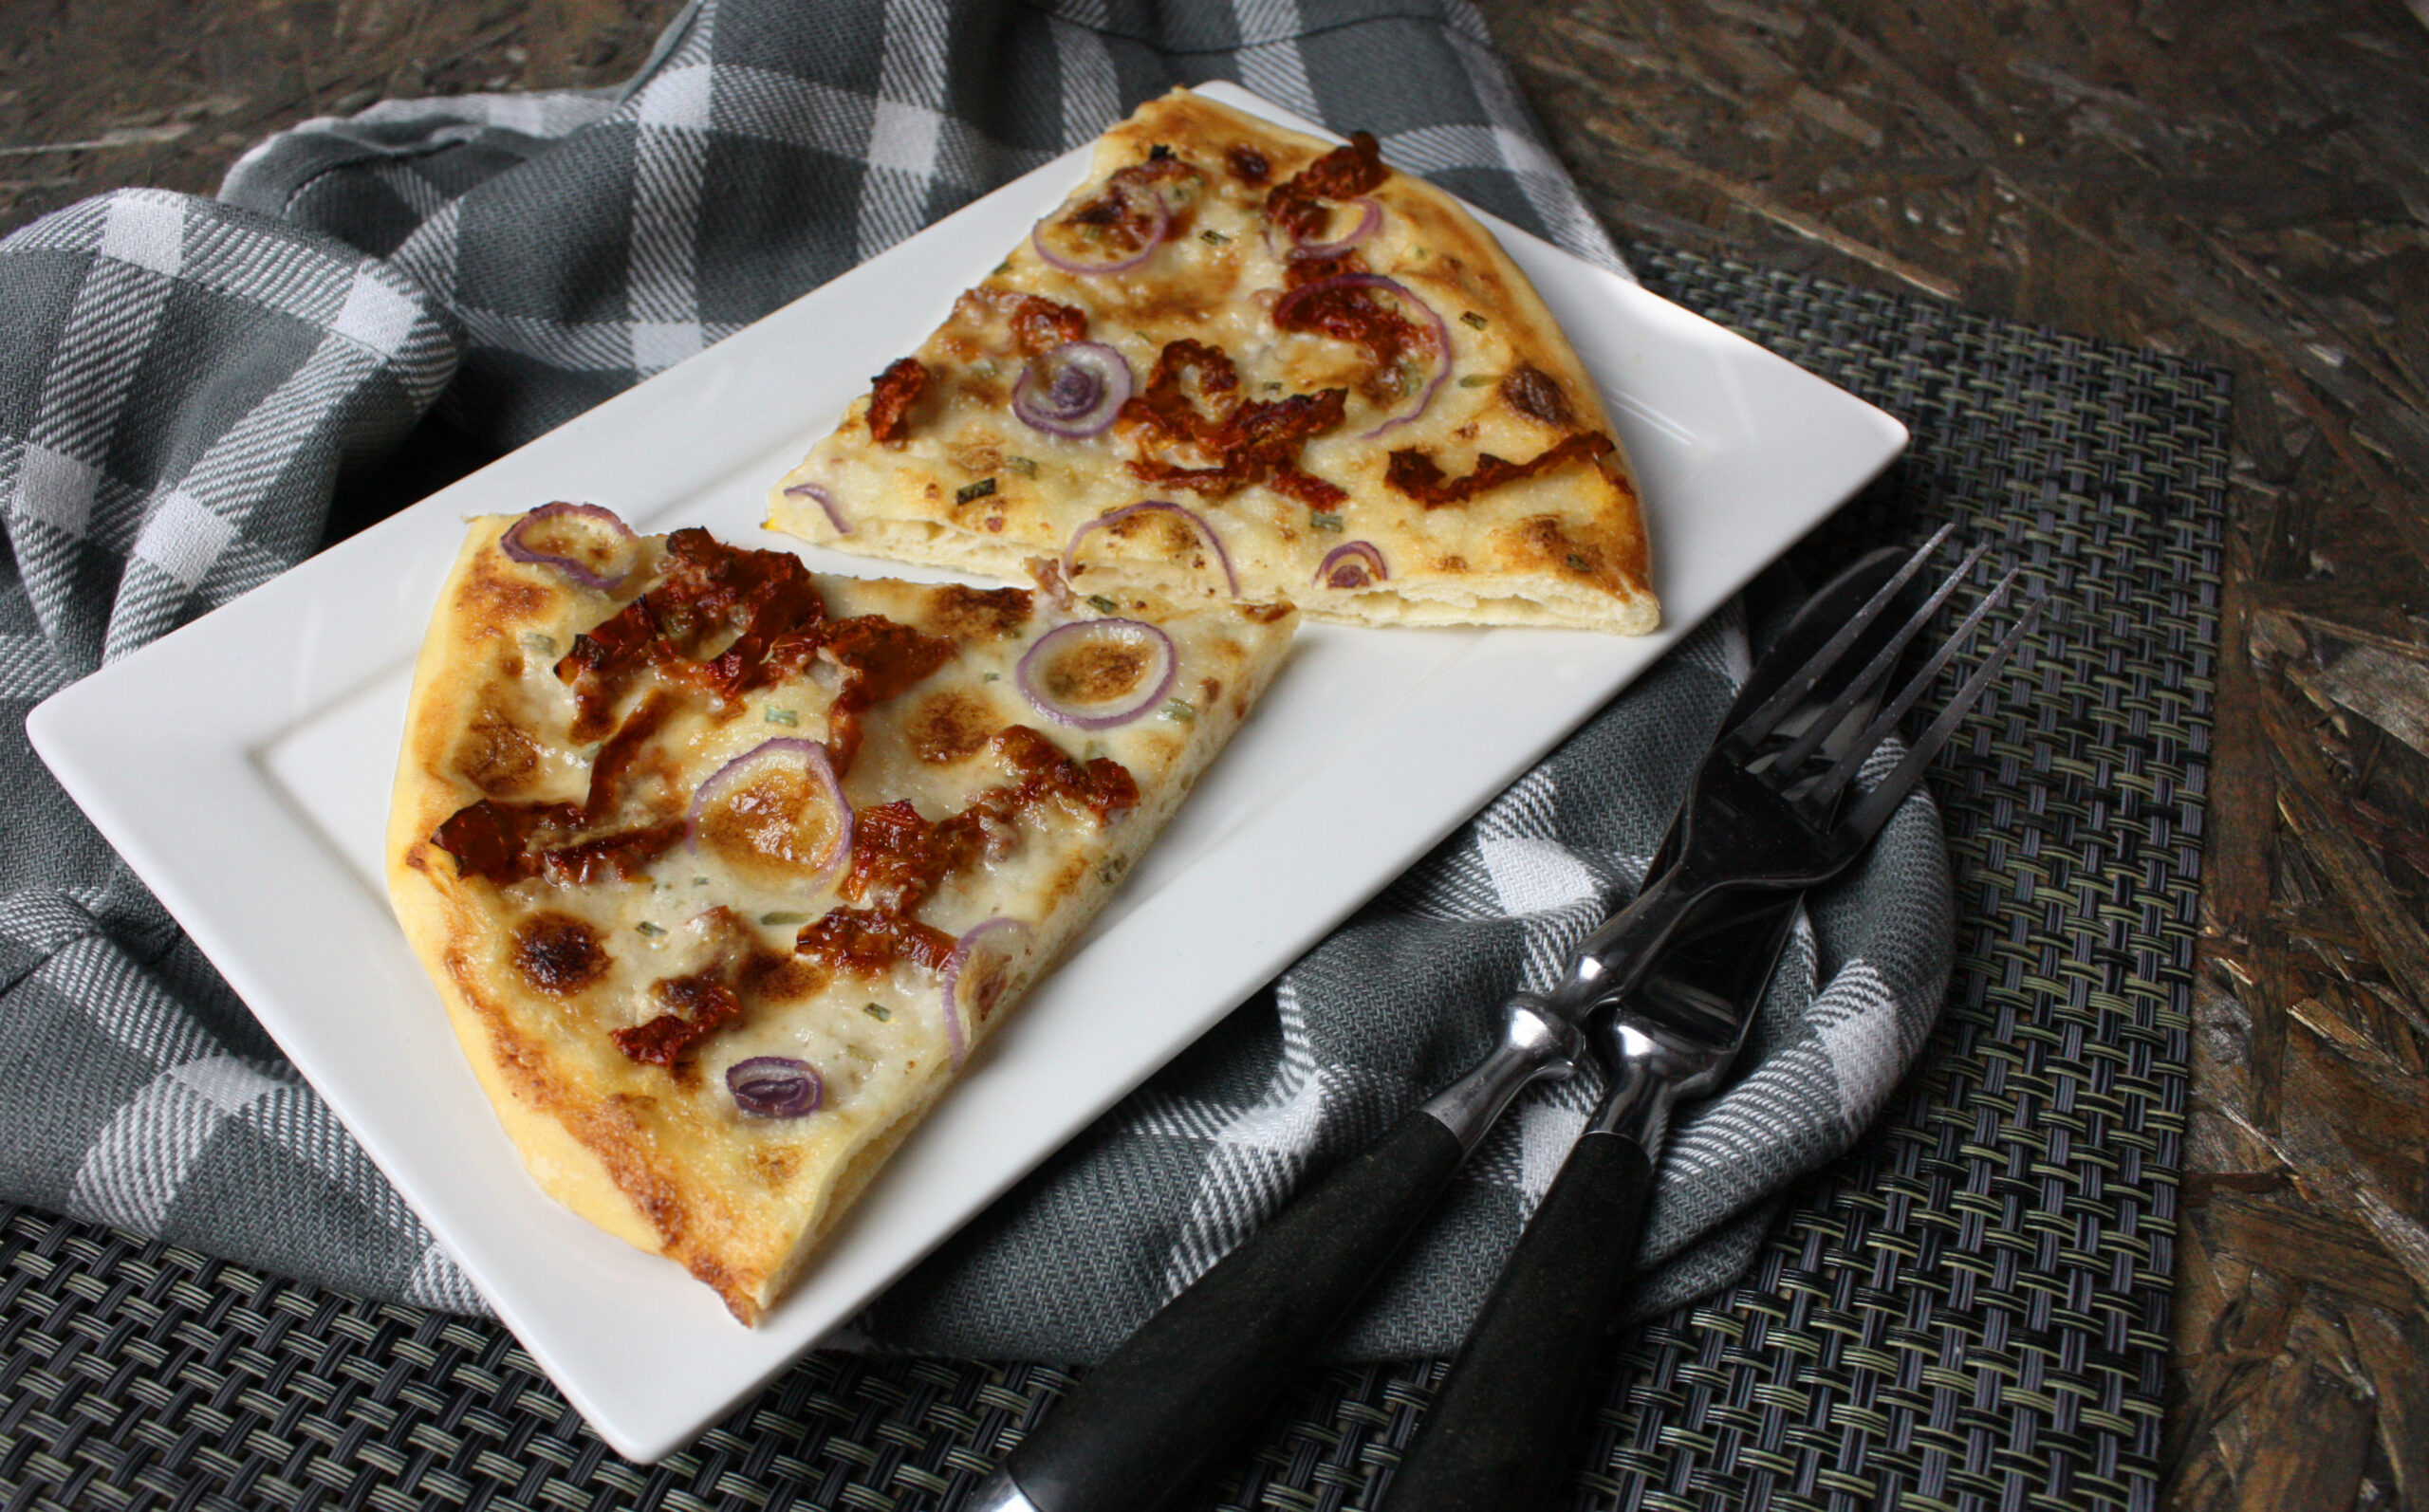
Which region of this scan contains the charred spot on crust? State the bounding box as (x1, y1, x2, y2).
(909, 689, 999, 765)
(459, 558, 550, 627)
(1499, 363, 1574, 428)
(1225, 143, 1270, 184)
(923, 583, 1035, 639)
(513, 913, 608, 994)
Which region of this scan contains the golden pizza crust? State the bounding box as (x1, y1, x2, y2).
(388, 516, 1295, 1322)
(769, 87, 1656, 635)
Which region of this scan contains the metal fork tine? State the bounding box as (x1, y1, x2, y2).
(1807, 564, 2023, 813)
(1730, 523, 1956, 750)
(1767, 541, 1993, 777)
(1838, 595, 2042, 841)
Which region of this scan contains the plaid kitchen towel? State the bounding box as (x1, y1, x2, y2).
(0, 0, 1953, 1358)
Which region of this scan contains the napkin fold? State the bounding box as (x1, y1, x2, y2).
(0, 0, 1951, 1358)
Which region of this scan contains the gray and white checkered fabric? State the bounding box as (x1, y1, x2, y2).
(0, 0, 1952, 1358)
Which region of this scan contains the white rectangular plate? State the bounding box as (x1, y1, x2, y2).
(28, 83, 1904, 1463)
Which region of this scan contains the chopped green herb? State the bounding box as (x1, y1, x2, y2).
(760, 911, 810, 927)
(1006, 455, 1038, 477)
(1263, 380, 1283, 393)
(863, 1002, 892, 1023)
(635, 921, 665, 937)
(1457, 373, 1495, 388)
(1199, 228, 1232, 246)
(763, 706, 799, 727)
(693, 876, 709, 886)
(1162, 698, 1196, 722)
(983, 671, 1001, 682)
(956, 477, 998, 506)
(1461, 311, 1489, 330)
(519, 632, 558, 657)
(1086, 594, 1121, 614)
(993, 260, 1013, 275)
(1565, 552, 1591, 572)
(1310, 511, 1344, 531)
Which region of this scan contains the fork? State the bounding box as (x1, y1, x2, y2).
(1371, 540, 2038, 1511)
(966, 535, 2039, 1512)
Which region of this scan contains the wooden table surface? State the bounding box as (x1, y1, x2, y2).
(6, 2, 2425, 1506)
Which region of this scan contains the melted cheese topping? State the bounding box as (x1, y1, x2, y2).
(769, 88, 1655, 634)
(390, 517, 1295, 1319)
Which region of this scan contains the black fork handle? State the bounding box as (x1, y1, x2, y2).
(1375, 1129, 1653, 1512)
(979, 1108, 1466, 1512)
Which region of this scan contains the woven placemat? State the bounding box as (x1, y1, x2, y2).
(0, 247, 2220, 1512)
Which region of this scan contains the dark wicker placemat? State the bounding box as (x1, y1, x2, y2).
(0, 248, 2221, 1512)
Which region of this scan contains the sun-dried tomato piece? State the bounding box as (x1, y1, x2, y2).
(1384, 431, 1617, 509)
(613, 972, 745, 1066)
(434, 799, 584, 882)
(1010, 296, 1089, 357)
(1120, 339, 1347, 503)
(533, 819, 687, 886)
(867, 356, 929, 445)
(819, 615, 958, 775)
(1266, 132, 1387, 243)
(795, 908, 959, 976)
(1271, 279, 1432, 388)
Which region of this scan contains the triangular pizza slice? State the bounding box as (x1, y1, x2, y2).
(388, 505, 1294, 1321)
(769, 88, 1656, 635)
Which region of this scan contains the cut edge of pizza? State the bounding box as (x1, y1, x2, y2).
(767, 86, 1657, 636)
(386, 506, 1296, 1323)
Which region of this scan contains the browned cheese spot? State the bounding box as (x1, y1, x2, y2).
(459, 556, 550, 629)
(1042, 639, 1152, 706)
(752, 1146, 802, 1189)
(513, 913, 608, 994)
(909, 689, 999, 765)
(1437, 555, 1470, 574)
(1500, 363, 1574, 428)
(1508, 515, 1611, 586)
(1199, 676, 1224, 706)
(697, 762, 841, 875)
(923, 583, 1035, 639)
(454, 702, 545, 795)
(741, 952, 832, 1004)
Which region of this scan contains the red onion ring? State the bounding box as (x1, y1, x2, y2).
(1062, 501, 1238, 599)
(1265, 195, 1382, 261)
(1015, 618, 1178, 730)
(783, 481, 850, 535)
(500, 502, 639, 590)
(1030, 191, 1171, 274)
(1011, 341, 1133, 438)
(728, 1056, 821, 1118)
(939, 918, 1029, 1067)
(685, 738, 852, 892)
(1314, 541, 1389, 589)
(1270, 272, 1453, 438)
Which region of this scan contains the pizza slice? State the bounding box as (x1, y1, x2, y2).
(767, 87, 1657, 636)
(387, 504, 1295, 1322)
